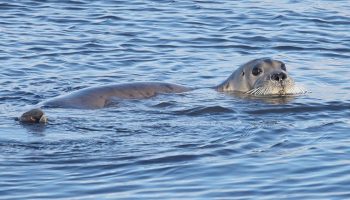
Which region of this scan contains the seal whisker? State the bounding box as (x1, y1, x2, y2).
(264, 87, 270, 95)
(293, 85, 306, 94)
(247, 87, 263, 95)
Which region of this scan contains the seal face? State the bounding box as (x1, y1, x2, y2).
(216, 58, 305, 96)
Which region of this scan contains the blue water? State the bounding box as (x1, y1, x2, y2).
(1, 0, 350, 199)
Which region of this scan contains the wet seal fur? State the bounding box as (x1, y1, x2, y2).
(19, 58, 305, 123)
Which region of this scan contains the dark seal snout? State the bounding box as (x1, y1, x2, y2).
(270, 72, 287, 82)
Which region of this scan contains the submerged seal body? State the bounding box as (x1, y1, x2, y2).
(41, 82, 191, 109)
(19, 58, 305, 123)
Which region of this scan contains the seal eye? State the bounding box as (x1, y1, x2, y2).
(281, 63, 287, 71)
(252, 67, 262, 76)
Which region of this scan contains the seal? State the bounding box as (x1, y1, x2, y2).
(19, 58, 305, 123)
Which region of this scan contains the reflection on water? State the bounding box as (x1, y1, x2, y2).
(224, 91, 299, 104)
(1, 0, 350, 199)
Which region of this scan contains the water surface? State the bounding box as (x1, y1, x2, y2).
(1, 0, 350, 199)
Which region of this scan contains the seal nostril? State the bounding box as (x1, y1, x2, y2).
(281, 73, 287, 80)
(271, 72, 287, 81)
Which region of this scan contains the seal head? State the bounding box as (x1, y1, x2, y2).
(216, 58, 305, 96)
(19, 108, 48, 123)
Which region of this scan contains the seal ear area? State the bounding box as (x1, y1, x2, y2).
(18, 108, 48, 123)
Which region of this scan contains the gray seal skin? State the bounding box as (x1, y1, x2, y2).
(41, 82, 191, 109)
(19, 58, 305, 123)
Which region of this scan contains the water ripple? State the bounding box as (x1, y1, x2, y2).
(174, 106, 234, 116)
(1, 0, 350, 199)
